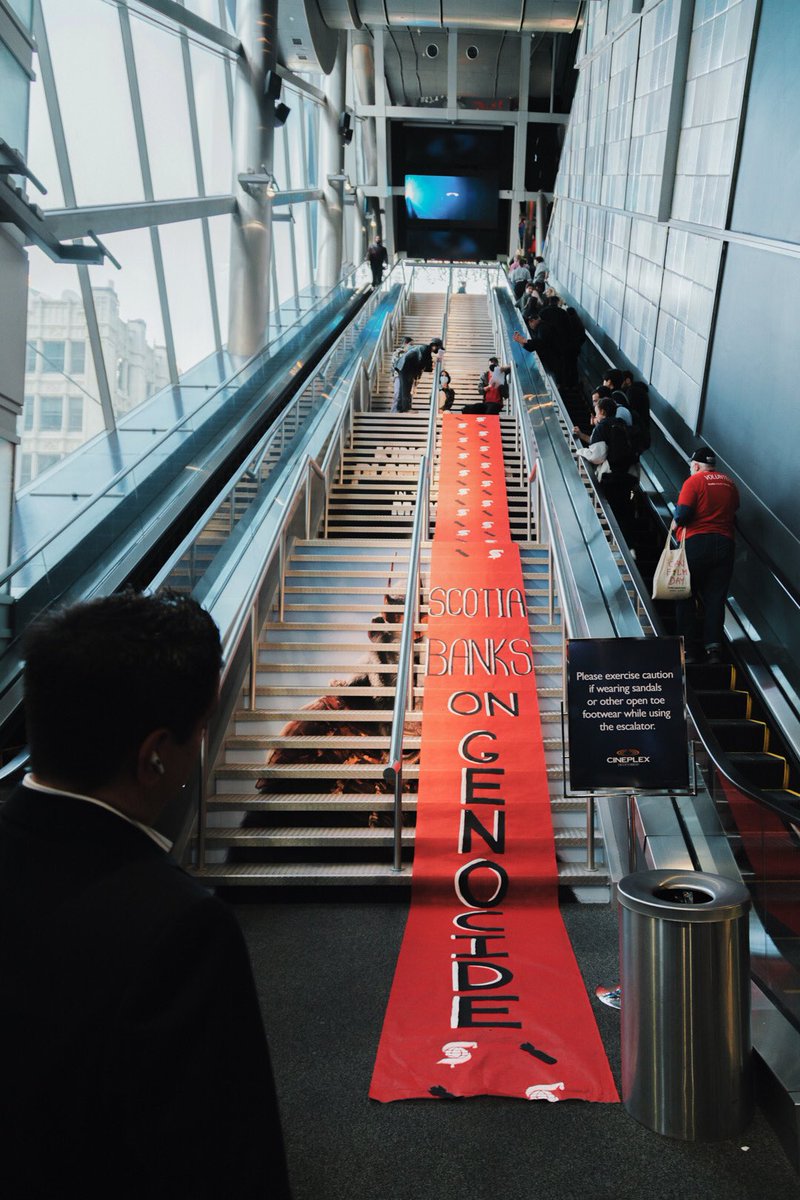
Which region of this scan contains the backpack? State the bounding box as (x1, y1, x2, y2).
(391, 347, 407, 374)
(605, 419, 635, 473)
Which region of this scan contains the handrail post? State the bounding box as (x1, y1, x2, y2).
(392, 766, 403, 872)
(249, 605, 259, 709)
(586, 791, 596, 869)
(278, 532, 286, 622)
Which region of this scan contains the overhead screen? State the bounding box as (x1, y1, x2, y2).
(393, 124, 511, 262)
(404, 174, 498, 226)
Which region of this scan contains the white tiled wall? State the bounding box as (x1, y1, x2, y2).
(546, 0, 755, 431)
(672, 0, 757, 226)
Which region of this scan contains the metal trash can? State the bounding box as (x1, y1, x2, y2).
(618, 869, 752, 1141)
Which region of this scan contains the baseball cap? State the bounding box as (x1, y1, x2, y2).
(690, 446, 716, 466)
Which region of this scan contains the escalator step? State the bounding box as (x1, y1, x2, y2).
(728, 752, 789, 791)
(691, 689, 751, 720)
(686, 661, 736, 688)
(709, 719, 768, 753)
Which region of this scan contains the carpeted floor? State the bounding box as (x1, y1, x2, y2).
(230, 890, 800, 1200)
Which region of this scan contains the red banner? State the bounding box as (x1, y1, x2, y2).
(370, 415, 618, 1102)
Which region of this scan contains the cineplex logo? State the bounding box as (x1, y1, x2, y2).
(607, 747, 651, 765)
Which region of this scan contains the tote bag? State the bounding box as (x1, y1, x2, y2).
(652, 532, 691, 600)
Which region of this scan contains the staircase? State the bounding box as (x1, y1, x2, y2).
(193, 286, 609, 896)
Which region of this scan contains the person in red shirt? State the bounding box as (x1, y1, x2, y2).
(670, 446, 739, 663)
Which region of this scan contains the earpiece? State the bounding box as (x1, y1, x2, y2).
(150, 753, 165, 776)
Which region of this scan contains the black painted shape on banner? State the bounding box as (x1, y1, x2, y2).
(429, 1085, 461, 1100)
(520, 1041, 558, 1064)
(566, 636, 689, 791)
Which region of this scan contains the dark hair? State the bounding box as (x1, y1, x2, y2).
(603, 368, 625, 389)
(592, 385, 613, 400)
(595, 397, 617, 419)
(622, 370, 635, 384)
(23, 591, 222, 790)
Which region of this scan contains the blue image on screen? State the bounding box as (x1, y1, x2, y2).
(404, 174, 497, 224)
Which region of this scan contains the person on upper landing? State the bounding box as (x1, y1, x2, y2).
(670, 446, 739, 664)
(367, 235, 389, 287)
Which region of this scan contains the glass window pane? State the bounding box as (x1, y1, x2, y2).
(25, 343, 37, 373)
(84, 228, 170, 415)
(41, 341, 65, 373)
(40, 396, 64, 430)
(68, 396, 84, 433)
(24, 250, 108, 491)
(181, 0, 222, 21)
(207, 213, 231, 345)
(69, 341, 85, 374)
(190, 41, 233, 194)
(0, 42, 29, 151)
(41, 0, 143, 206)
(159, 220, 215, 373)
(273, 222, 294, 306)
(26, 63, 64, 210)
(36, 453, 61, 474)
(130, 14, 198, 199)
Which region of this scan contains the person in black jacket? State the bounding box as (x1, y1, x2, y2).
(394, 337, 444, 412)
(0, 591, 291, 1200)
(513, 311, 562, 380)
(367, 235, 388, 286)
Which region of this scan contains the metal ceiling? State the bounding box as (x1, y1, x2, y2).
(277, 0, 585, 101)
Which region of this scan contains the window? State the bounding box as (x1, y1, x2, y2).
(19, 455, 33, 488)
(69, 340, 86, 374)
(39, 396, 64, 431)
(23, 398, 35, 432)
(36, 453, 62, 475)
(41, 341, 65, 373)
(68, 396, 84, 433)
(25, 343, 37, 372)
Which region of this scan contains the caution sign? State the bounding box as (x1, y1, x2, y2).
(566, 637, 689, 791)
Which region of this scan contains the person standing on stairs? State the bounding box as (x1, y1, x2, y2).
(391, 336, 413, 412)
(0, 591, 291, 1200)
(671, 446, 739, 664)
(394, 337, 445, 413)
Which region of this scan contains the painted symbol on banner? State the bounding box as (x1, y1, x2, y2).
(458, 423, 468, 430)
(476, 417, 486, 424)
(437, 1041, 478, 1068)
(482, 499, 493, 508)
(520, 1041, 558, 1065)
(458, 488, 469, 497)
(458, 452, 469, 460)
(488, 549, 504, 559)
(478, 430, 489, 439)
(481, 480, 492, 489)
(457, 508, 469, 516)
(458, 437, 468, 444)
(525, 1082, 565, 1101)
(457, 529, 470, 538)
(482, 521, 494, 530)
(459, 469, 470, 478)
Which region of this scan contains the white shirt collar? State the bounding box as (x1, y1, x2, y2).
(22, 775, 173, 853)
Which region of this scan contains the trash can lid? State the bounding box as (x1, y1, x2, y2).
(617, 869, 750, 922)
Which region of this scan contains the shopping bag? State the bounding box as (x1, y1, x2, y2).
(652, 532, 691, 600)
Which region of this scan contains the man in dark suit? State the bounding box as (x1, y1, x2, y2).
(0, 591, 291, 1199)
